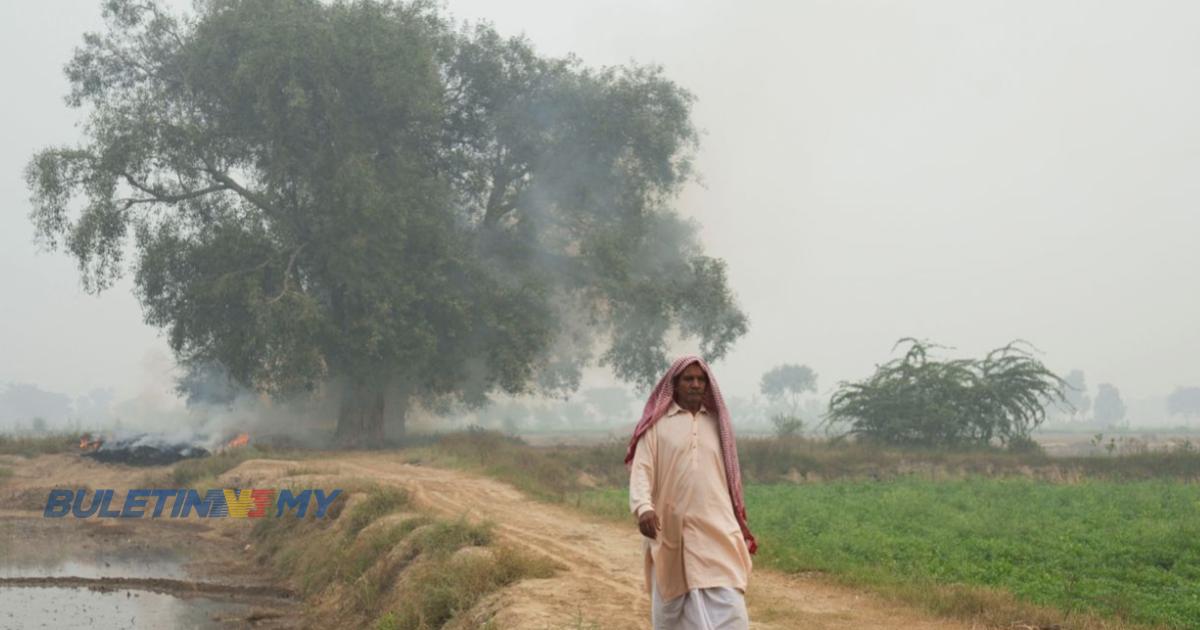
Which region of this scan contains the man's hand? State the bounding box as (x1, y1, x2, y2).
(637, 509, 660, 539)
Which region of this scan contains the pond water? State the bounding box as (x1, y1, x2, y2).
(0, 586, 252, 629)
(0, 548, 262, 629)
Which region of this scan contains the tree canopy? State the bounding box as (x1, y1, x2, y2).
(759, 363, 817, 415)
(1093, 383, 1126, 427)
(1167, 386, 1200, 422)
(826, 339, 1067, 448)
(25, 0, 747, 444)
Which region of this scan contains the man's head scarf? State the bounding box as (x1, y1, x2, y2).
(624, 355, 757, 554)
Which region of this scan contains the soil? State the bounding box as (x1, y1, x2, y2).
(2, 452, 974, 629)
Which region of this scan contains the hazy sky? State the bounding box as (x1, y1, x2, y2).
(3, 1, 1198, 408)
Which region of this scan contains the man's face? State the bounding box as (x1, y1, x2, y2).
(674, 363, 708, 410)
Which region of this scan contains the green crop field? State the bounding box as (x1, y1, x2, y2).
(581, 479, 1200, 628)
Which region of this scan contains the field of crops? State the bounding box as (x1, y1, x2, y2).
(581, 479, 1200, 628)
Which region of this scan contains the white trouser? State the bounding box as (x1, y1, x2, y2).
(651, 577, 750, 630)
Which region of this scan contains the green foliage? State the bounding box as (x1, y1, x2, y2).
(25, 0, 746, 437)
(748, 480, 1200, 628)
(827, 339, 1068, 448)
(570, 479, 1200, 627)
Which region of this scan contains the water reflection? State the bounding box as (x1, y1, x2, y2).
(0, 586, 250, 629)
(0, 548, 186, 580)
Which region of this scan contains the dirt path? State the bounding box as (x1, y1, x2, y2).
(292, 453, 972, 630)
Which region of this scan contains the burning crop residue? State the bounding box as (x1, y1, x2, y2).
(79, 431, 250, 467)
(81, 429, 216, 463)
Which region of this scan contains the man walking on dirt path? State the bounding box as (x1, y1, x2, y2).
(626, 355, 757, 629)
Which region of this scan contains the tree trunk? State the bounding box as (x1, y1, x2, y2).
(335, 378, 386, 448)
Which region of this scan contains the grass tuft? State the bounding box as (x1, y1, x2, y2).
(380, 544, 557, 630)
(343, 486, 411, 539)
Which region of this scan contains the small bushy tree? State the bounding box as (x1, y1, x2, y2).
(827, 339, 1067, 448)
(759, 364, 817, 415)
(760, 363, 816, 437)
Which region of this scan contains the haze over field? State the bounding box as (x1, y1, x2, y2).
(3, 1, 1198, 425)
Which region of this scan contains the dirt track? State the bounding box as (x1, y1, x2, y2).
(293, 453, 972, 630)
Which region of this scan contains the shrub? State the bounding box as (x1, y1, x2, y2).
(827, 339, 1067, 448)
(770, 414, 804, 438)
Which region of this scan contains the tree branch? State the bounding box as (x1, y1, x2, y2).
(201, 164, 281, 218)
(120, 173, 227, 203)
(482, 164, 528, 228)
(266, 244, 306, 304)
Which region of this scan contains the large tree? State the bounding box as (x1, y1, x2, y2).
(26, 0, 747, 445)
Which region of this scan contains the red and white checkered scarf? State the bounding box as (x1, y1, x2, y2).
(624, 355, 757, 554)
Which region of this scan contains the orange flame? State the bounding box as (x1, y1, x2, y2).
(79, 434, 102, 450)
(226, 433, 250, 449)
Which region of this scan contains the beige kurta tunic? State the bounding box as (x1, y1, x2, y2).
(629, 401, 753, 601)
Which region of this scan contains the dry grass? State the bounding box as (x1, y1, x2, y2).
(377, 544, 556, 630)
(252, 483, 557, 629)
(0, 433, 85, 457)
(343, 486, 411, 539)
(162, 445, 314, 487)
